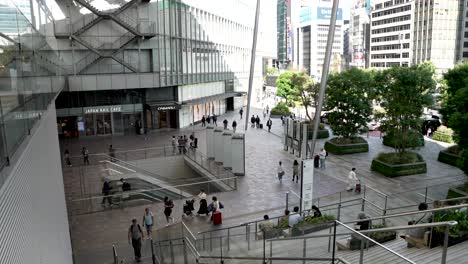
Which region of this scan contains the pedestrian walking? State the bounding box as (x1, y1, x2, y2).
(178, 136, 184, 154)
(164, 196, 174, 225)
(223, 119, 228, 129)
(207, 115, 211, 124)
(172, 136, 177, 154)
(239, 108, 243, 119)
(281, 116, 285, 125)
(128, 218, 144, 262)
(108, 144, 115, 162)
(232, 120, 237, 133)
(197, 189, 209, 216)
(82, 147, 90, 165)
(266, 105, 269, 115)
(347, 168, 358, 192)
(277, 161, 285, 184)
(255, 115, 260, 128)
(263, 110, 266, 119)
(250, 115, 256, 128)
(266, 119, 272, 132)
(142, 208, 154, 240)
(101, 180, 113, 206)
(292, 159, 299, 183)
(64, 149, 72, 167)
(319, 148, 327, 169)
(201, 115, 206, 127)
(212, 114, 217, 126)
(183, 135, 188, 154)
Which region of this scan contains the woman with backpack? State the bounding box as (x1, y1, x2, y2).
(164, 196, 174, 225)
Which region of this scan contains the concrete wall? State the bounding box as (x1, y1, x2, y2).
(0, 105, 72, 264)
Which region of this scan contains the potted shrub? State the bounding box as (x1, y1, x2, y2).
(429, 210, 468, 248)
(324, 68, 375, 154)
(291, 214, 336, 236)
(349, 224, 397, 250)
(383, 130, 424, 148)
(371, 63, 436, 177)
(438, 145, 462, 168)
(371, 152, 427, 177)
(446, 181, 468, 201)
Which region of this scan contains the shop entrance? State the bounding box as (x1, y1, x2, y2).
(159, 111, 168, 128)
(96, 113, 112, 135)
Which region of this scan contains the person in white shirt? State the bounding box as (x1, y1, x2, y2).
(347, 168, 358, 191)
(142, 208, 154, 239)
(319, 148, 327, 169)
(288, 206, 303, 227)
(277, 161, 285, 184)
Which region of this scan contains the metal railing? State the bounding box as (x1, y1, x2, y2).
(67, 176, 237, 216)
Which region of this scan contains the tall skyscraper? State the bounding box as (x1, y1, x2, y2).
(350, 0, 371, 68)
(294, 0, 344, 79)
(370, 0, 461, 73)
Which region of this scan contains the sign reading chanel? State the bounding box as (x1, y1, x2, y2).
(156, 105, 181, 111)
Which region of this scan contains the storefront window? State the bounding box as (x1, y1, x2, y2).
(85, 114, 95, 136)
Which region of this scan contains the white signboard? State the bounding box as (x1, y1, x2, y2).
(301, 159, 314, 211)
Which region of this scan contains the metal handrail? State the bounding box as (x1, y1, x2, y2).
(338, 220, 417, 264)
(71, 176, 237, 202)
(343, 203, 468, 225)
(268, 221, 458, 241)
(196, 197, 363, 235)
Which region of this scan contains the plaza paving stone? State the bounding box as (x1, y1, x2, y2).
(60, 107, 466, 264)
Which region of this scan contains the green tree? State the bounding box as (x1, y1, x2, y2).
(441, 63, 468, 174)
(266, 67, 277, 75)
(276, 70, 295, 104)
(326, 68, 374, 138)
(290, 71, 316, 121)
(376, 63, 436, 153)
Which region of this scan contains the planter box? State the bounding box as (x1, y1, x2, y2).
(438, 150, 461, 168)
(371, 159, 427, 177)
(383, 134, 424, 148)
(292, 222, 334, 236)
(429, 231, 468, 248)
(349, 232, 397, 250)
(308, 129, 330, 140)
(325, 139, 369, 155)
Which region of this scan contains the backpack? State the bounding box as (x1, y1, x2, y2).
(326, 151, 329, 157)
(129, 224, 143, 240)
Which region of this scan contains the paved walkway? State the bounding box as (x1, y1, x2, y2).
(61, 106, 466, 264)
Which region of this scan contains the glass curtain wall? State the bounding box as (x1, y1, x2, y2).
(0, 0, 65, 179)
(155, 0, 249, 86)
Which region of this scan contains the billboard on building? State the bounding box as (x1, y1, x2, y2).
(299, 6, 343, 23)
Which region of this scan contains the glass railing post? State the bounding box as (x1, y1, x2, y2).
(302, 239, 306, 264)
(441, 225, 450, 264)
(227, 228, 230, 251)
(383, 195, 388, 225)
(170, 240, 175, 264)
(328, 226, 332, 252)
(220, 237, 223, 262)
(183, 239, 188, 264)
(331, 221, 337, 263)
(263, 231, 266, 264)
(247, 224, 251, 250)
(424, 186, 428, 203)
(269, 240, 273, 264)
(158, 242, 164, 263)
(151, 238, 156, 264)
(359, 238, 365, 264)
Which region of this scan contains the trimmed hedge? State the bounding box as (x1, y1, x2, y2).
(308, 129, 330, 139)
(438, 150, 462, 168)
(371, 153, 427, 177)
(383, 131, 424, 148)
(324, 137, 369, 155)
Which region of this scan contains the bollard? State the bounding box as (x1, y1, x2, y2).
(286, 191, 289, 211)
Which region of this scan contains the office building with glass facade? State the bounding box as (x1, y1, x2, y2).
(51, 0, 275, 137)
